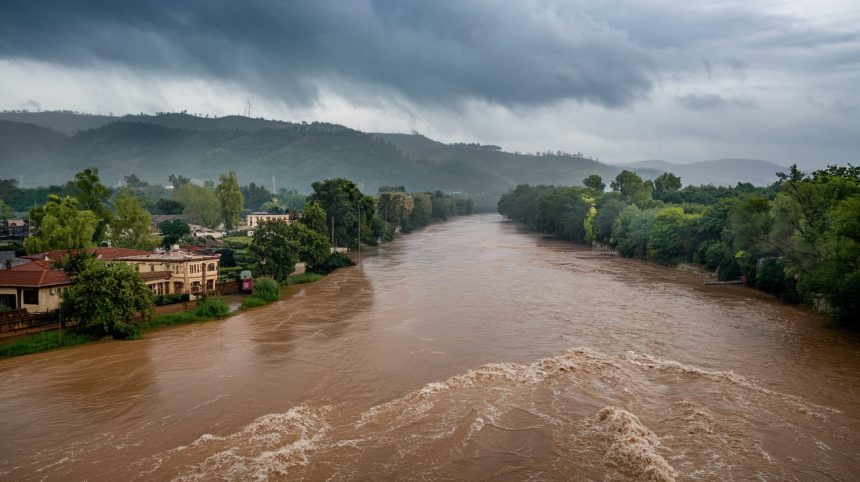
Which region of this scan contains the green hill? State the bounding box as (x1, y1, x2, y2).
(1, 112, 780, 211)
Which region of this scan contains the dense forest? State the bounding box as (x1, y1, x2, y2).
(498, 167, 860, 325)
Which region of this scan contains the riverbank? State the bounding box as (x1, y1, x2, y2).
(0, 272, 326, 359)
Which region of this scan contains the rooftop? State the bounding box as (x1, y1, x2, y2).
(0, 260, 71, 288)
(22, 247, 154, 262)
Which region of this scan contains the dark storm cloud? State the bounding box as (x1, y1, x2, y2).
(0, 0, 655, 108)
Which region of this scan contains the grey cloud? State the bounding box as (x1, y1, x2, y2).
(0, 0, 655, 108)
(676, 93, 758, 110)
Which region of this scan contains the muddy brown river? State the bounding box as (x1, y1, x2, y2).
(1, 214, 859, 481)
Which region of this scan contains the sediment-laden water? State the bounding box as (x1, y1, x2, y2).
(1, 214, 859, 481)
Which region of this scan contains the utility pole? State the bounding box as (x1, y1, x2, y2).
(357, 202, 361, 265)
(331, 216, 335, 248)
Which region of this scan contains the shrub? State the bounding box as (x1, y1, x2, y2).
(756, 259, 800, 302)
(308, 252, 355, 274)
(252, 277, 280, 302)
(0, 329, 98, 358)
(281, 273, 324, 286)
(241, 296, 268, 308)
(195, 297, 230, 318)
(154, 293, 184, 306)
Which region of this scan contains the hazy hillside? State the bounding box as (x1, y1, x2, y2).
(0, 111, 293, 134)
(376, 133, 639, 187)
(625, 159, 786, 187)
(1, 112, 784, 209)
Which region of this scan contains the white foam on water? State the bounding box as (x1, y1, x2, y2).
(623, 351, 839, 419)
(591, 406, 677, 482)
(170, 405, 332, 481)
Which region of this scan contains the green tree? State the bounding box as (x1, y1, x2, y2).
(67, 167, 113, 243)
(173, 183, 221, 229)
(772, 165, 860, 322)
(124, 174, 149, 189)
(648, 207, 700, 264)
(110, 190, 155, 250)
(60, 259, 155, 339)
(299, 200, 328, 235)
(654, 172, 682, 196)
(247, 219, 300, 281)
(159, 219, 191, 239)
(611, 170, 653, 205)
(290, 222, 331, 266)
(154, 198, 185, 215)
(215, 172, 244, 231)
(240, 183, 273, 211)
(404, 192, 432, 232)
(0, 198, 13, 219)
(24, 195, 98, 254)
(168, 174, 191, 190)
(583, 174, 606, 193)
(592, 195, 628, 243)
(307, 178, 369, 248)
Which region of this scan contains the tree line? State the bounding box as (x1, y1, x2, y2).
(498, 166, 859, 325)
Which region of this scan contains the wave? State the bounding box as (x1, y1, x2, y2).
(135, 346, 837, 481)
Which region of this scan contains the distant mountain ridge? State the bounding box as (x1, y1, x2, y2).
(623, 158, 787, 187)
(1, 112, 783, 204)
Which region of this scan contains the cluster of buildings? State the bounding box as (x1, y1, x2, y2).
(0, 247, 220, 314)
(0, 210, 299, 315)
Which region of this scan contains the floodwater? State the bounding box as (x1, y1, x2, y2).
(1, 214, 859, 481)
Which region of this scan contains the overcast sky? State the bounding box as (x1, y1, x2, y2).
(1, 0, 858, 167)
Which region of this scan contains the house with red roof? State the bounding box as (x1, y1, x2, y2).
(0, 260, 72, 313)
(1, 247, 220, 313)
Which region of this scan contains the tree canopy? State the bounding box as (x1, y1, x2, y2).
(215, 171, 244, 231)
(24, 195, 98, 254)
(59, 259, 155, 339)
(109, 190, 154, 250)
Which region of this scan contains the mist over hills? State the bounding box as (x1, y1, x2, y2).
(623, 158, 787, 187)
(1, 112, 785, 205)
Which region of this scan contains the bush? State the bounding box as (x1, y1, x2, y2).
(252, 277, 280, 302)
(111, 321, 141, 340)
(0, 329, 98, 358)
(756, 259, 800, 303)
(154, 293, 184, 306)
(195, 297, 230, 318)
(308, 252, 355, 274)
(241, 296, 268, 308)
(281, 273, 324, 286)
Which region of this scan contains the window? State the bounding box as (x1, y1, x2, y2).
(208, 263, 216, 272)
(23, 289, 39, 305)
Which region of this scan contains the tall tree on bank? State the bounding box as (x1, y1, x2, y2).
(611, 170, 653, 205)
(216, 171, 244, 231)
(110, 190, 154, 250)
(67, 167, 113, 243)
(247, 219, 300, 281)
(307, 178, 367, 248)
(24, 195, 98, 254)
(60, 259, 155, 339)
(299, 200, 328, 235)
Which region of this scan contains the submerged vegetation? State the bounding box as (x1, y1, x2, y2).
(499, 165, 860, 325)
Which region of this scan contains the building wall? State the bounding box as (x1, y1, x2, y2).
(121, 258, 220, 296)
(246, 214, 291, 228)
(0, 286, 67, 313)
